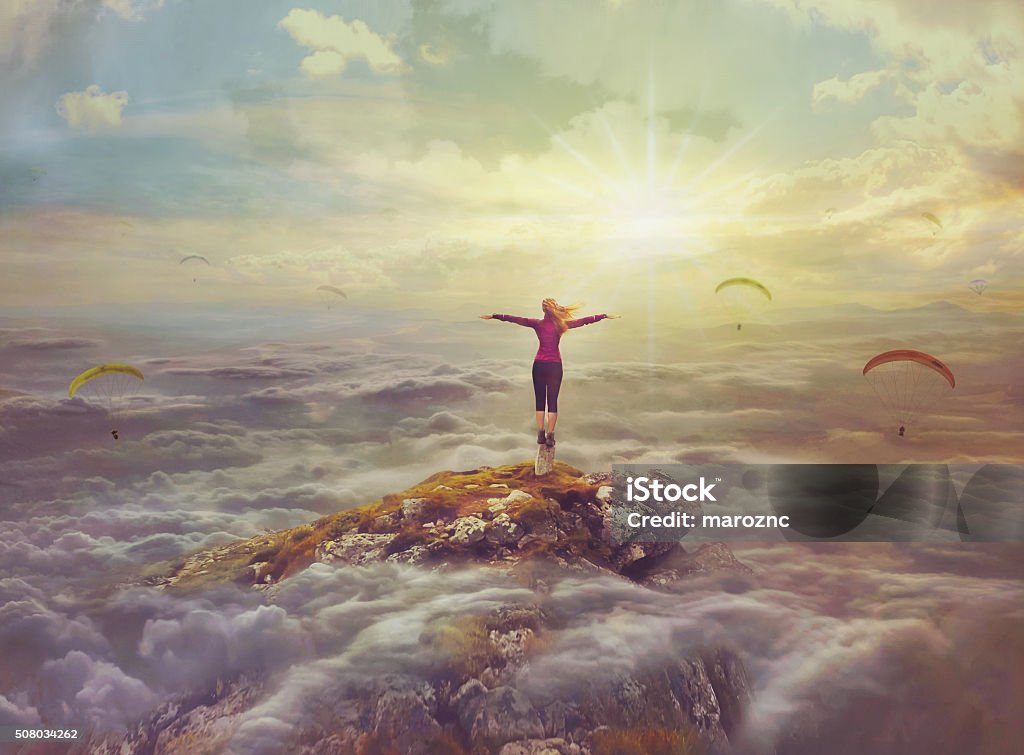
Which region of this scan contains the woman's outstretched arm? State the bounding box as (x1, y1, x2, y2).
(566, 313, 615, 328)
(487, 314, 540, 327)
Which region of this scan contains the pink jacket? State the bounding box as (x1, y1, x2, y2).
(492, 313, 607, 362)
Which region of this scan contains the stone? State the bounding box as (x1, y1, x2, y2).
(595, 486, 614, 503)
(488, 489, 534, 508)
(315, 533, 395, 565)
(451, 516, 487, 545)
(535, 443, 555, 476)
(385, 545, 429, 565)
(371, 677, 442, 754)
(402, 497, 429, 520)
(486, 513, 524, 545)
(461, 686, 544, 749)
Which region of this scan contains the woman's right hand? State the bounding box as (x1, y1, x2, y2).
(479, 314, 494, 319)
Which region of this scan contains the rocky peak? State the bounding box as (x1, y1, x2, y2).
(109, 462, 756, 755)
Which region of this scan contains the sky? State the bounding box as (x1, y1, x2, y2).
(1, 1, 1022, 750)
(1, 0, 1022, 314)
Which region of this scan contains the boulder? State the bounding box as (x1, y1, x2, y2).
(461, 686, 544, 749)
(486, 513, 524, 545)
(402, 497, 429, 521)
(316, 533, 396, 565)
(371, 677, 442, 754)
(451, 516, 487, 545)
(372, 511, 402, 532)
(453, 679, 487, 728)
(488, 489, 534, 508)
(385, 545, 430, 565)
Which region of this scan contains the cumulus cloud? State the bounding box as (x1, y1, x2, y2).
(812, 69, 891, 110)
(0, 303, 1020, 751)
(56, 85, 130, 131)
(38, 651, 157, 730)
(0, 692, 40, 726)
(278, 9, 405, 78)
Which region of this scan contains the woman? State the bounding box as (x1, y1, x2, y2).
(481, 299, 618, 447)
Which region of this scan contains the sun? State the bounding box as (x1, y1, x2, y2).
(596, 185, 708, 258)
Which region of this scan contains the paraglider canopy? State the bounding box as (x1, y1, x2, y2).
(863, 349, 955, 434)
(715, 277, 772, 301)
(69, 364, 145, 397)
(968, 279, 988, 295)
(862, 350, 954, 389)
(921, 212, 942, 234)
(180, 255, 210, 265)
(715, 277, 771, 331)
(316, 285, 347, 299)
(69, 364, 144, 439)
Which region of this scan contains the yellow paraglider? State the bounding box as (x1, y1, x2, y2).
(921, 212, 942, 235)
(68, 364, 144, 440)
(715, 278, 772, 332)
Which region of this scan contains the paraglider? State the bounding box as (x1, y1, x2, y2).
(921, 212, 942, 235)
(824, 207, 837, 220)
(316, 285, 347, 310)
(715, 277, 772, 332)
(68, 364, 144, 440)
(863, 350, 954, 436)
(180, 254, 210, 283)
(968, 278, 988, 295)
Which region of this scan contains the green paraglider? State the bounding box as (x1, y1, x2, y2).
(715, 278, 771, 332)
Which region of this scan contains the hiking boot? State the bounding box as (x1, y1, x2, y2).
(537, 429, 547, 444)
(545, 432, 556, 447)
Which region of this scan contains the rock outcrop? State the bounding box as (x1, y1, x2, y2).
(104, 461, 755, 754)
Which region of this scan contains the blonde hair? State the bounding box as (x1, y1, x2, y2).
(542, 298, 582, 333)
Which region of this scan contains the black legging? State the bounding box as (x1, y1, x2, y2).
(532, 360, 563, 412)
